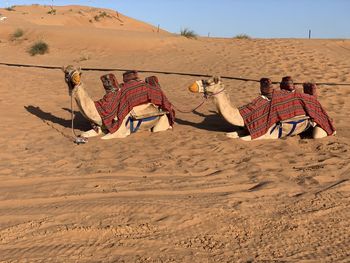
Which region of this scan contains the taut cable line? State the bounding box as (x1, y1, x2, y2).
(1, 61, 350, 86)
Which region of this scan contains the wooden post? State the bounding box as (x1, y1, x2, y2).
(157, 24, 160, 33)
(309, 29, 311, 39)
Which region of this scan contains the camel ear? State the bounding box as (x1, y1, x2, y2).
(213, 76, 221, 84)
(61, 66, 66, 73)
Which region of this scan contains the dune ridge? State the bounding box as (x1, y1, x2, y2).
(0, 5, 349, 262)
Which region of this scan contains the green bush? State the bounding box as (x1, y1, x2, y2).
(29, 41, 49, 56)
(180, 28, 197, 39)
(99, 11, 108, 18)
(94, 11, 110, 21)
(94, 15, 100, 21)
(47, 8, 56, 15)
(5, 6, 15, 11)
(12, 28, 24, 39)
(233, 34, 251, 39)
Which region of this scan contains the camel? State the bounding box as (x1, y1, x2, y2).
(62, 66, 171, 139)
(188, 77, 330, 141)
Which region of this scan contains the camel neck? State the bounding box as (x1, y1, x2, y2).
(211, 91, 245, 127)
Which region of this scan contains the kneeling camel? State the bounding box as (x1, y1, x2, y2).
(188, 77, 335, 141)
(63, 66, 173, 140)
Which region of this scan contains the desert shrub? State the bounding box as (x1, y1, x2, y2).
(93, 15, 100, 21)
(74, 54, 90, 62)
(234, 34, 251, 39)
(5, 6, 16, 11)
(99, 11, 108, 18)
(47, 8, 56, 15)
(12, 28, 24, 39)
(180, 28, 197, 39)
(94, 11, 110, 21)
(28, 41, 49, 56)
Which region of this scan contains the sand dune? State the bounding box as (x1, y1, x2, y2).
(0, 5, 349, 262)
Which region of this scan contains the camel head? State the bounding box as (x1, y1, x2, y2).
(188, 76, 224, 95)
(62, 65, 82, 95)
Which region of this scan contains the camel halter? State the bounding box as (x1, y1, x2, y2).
(64, 70, 88, 145)
(174, 81, 225, 113)
(70, 86, 88, 145)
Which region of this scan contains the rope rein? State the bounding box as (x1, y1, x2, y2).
(1, 62, 350, 86)
(6, 58, 343, 144)
(173, 100, 206, 113)
(173, 88, 226, 113)
(70, 91, 88, 144)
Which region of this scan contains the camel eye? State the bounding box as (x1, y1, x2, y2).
(201, 80, 208, 86)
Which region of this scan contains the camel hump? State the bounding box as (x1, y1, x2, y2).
(145, 76, 159, 86)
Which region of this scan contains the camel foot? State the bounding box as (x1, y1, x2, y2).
(226, 132, 239, 139)
(312, 126, 329, 139)
(152, 115, 170, 133)
(101, 131, 130, 140)
(80, 128, 103, 138)
(240, 135, 252, 141)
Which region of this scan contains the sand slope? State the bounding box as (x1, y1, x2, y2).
(0, 5, 350, 263)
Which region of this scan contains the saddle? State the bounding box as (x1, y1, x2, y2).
(127, 103, 169, 133)
(270, 115, 312, 138)
(130, 104, 168, 120)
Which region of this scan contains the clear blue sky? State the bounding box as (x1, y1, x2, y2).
(1, 0, 349, 38)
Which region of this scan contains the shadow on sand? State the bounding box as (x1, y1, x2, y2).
(24, 105, 91, 131)
(175, 110, 244, 133)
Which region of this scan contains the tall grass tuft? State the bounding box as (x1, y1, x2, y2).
(94, 11, 111, 21)
(28, 41, 49, 56)
(233, 34, 251, 39)
(12, 28, 24, 40)
(5, 6, 16, 11)
(180, 28, 197, 39)
(47, 8, 56, 15)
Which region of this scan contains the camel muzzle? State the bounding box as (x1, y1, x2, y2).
(188, 80, 203, 93)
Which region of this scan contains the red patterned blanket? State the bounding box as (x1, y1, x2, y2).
(95, 77, 175, 133)
(239, 90, 336, 139)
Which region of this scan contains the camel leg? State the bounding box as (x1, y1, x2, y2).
(240, 118, 319, 141)
(73, 87, 102, 126)
(76, 98, 105, 139)
(100, 103, 171, 140)
(76, 102, 103, 138)
(240, 135, 253, 141)
(102, 114, 169, 139)
(80, 126, 105, 138)
(77, 104, 102, 126)
(213, 93, 245, 127)
(152, 115, 170, 132)
(226, 128, 278, 141)
(228, 126, 280, 141)
(101, 113, 132, 140)
(226, 132, 240, 138)
(312, 126, 328, 139)
(72, 85, 104, 138)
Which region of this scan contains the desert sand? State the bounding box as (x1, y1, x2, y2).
(0, 5, 349, 263)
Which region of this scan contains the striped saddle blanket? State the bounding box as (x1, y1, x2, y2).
(239, 90, 336, 139)
(95, 76, 175, 134)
